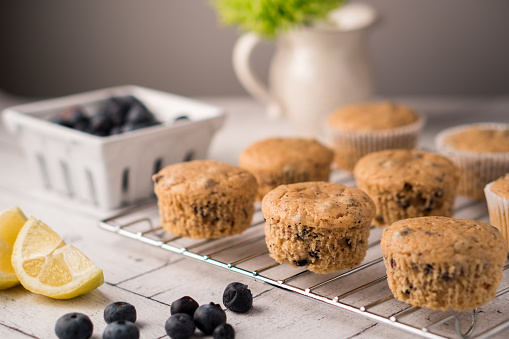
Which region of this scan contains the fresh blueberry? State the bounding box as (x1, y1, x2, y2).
(213, 323, 235, 339)
(73, 120, 90, 132)
(52, 106, 90, 130)
(50, 95, 161, 137)
(51, 115, 73, 128)
(165, 313, 196, 339)
(111, 95, 137, 113)
(120, 120, 156, 134)
(173, 115, 190, 123)
(87, 111, 113, 136)
(223, 282, 253, 313)
(55, 312, 93, 339)
(109, 125, 123, 135)
(171, 296, 199, 317)
(104, 301, 137, 324)
(102, 99, 126, 126)
(194, 302, 227, 335)
(68, 107, 90, 127)
(126, 102, 154, 124)
(103, 320, 139, 339)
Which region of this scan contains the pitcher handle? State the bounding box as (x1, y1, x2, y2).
(233, 33, 282, 119)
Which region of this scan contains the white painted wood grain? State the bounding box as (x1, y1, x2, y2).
(0, 283, 171, 338)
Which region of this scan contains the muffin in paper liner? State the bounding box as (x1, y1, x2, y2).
(485, 177, 509, 249)
(435, 123, 509, 199)
(325, 102, 425, 171)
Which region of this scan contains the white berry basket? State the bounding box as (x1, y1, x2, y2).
(2, 85, 226, 210)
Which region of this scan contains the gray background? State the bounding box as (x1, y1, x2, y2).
(1, 0, 508, 98)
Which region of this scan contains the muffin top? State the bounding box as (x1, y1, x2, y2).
(153, 160, 257, 197)
(353, 149, 459, 190)
(261, 182, 375, 229)
(239, 137, 333, 171)
(381, 216, 507, 261)
(327, 101, 420, 131)
(491, 173, 509, 199)
(444, 126, 509, 153)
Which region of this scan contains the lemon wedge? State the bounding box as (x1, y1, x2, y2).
(11, 217, 104, 299)
(0, 207, 28, 289)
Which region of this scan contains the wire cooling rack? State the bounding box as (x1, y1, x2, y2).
(99, 172, 509, 339)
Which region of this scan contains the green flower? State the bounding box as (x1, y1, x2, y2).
(213, 0, 346, 39)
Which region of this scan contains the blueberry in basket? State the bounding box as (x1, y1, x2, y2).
(173, 115, 190, 124)
(223, 282, 253, 313)
(55, 312, 93, 339)
(51, 95, 160, 136)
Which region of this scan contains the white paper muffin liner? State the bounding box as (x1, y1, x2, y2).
(485, 181, 509, 249)
(325, 115, 425, 171)
(435, 123, 509, 199)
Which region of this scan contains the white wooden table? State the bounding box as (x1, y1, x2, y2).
(0, 92, 508, 339)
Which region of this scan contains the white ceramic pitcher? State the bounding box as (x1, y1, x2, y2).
(233, 3, 377, 136)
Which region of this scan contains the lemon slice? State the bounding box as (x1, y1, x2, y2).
(11, 217, 104, 299)
(0, 207, 28, 289)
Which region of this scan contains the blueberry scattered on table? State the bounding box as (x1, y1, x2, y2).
(171, 296, 199, 317)
(223, 282, 253, 313)
(165, 313, 196, 339)
(103, 320, 139, 339)
(194, 302, 227, 335)
(213, 323, 235, 339)
(55, 312, 93, 339)
(104, 301, 137, 324)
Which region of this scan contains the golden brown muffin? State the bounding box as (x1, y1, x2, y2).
(436, 123, 509, 199)
(491, 173, 509, 198)
(239, 137, 333, 201)
(353, 149, 459, 227)
(328, 101, 419, 131)
(485, 173, 509, 249)
(153, 160, 257, 239)
(382, 216, 507, 311)
(326, 101, 424, 171)
(445, 128, 509, 153)
(262, 182, 375, 274)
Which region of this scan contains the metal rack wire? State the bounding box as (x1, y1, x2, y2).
(99, 172, 509, 339)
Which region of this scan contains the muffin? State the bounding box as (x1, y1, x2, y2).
(326, 101, 425, 171)
(435, 123, 509, 199)
(381, 216, 507, 311)
(353, 149, 459, 227)
(485, 173, 509, 249)
(262, 182, 375, 274)
(153, 160, 257, 239)
(239, 137, 334, 201)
